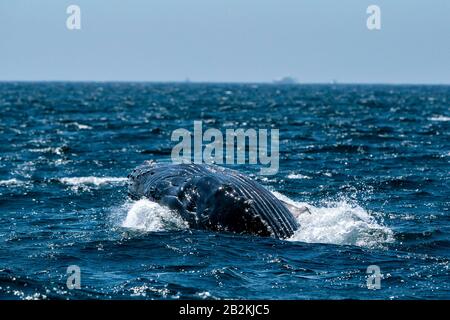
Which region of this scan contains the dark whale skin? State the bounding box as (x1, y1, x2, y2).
(128, 162, 299, 238)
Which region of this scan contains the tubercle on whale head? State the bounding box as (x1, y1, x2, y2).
(127, 160, 158, 179)
(127, 161, 157, 200)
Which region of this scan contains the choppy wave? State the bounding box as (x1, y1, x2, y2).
(66, 122, 93, 130)
(59, 176, 128, 186)
(1, 176, 128, 188)
(29, 146, 66, 155)
(0, 178, 26, 186)
(1, 83, 448, 299)
(428, 115, 450, 122)
(287, 173, 312, 180)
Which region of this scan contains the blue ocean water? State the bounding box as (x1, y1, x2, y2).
(0, 82, 449, 300)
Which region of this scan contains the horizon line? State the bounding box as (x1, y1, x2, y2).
(0, 80, 449, 86)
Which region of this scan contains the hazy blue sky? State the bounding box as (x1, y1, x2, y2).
(1, 0, 449, 83)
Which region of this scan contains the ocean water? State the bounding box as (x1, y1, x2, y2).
(0, 82, 449, 300)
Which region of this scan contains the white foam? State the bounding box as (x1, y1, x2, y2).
(287, 173, 311, 180)
(59, 176, 128, 186)
(121, 199, 188, 232)
(272, 191, 394, 248)
(0, 178, 25, 186)
(66, 122, 93, 130)
(429, 115, 450, 122)
(29, 147, 65, 155)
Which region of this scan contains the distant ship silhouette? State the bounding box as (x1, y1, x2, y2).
(272, 76, 297, 84)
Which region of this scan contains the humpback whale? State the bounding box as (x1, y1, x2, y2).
(128, 162, 307, 239)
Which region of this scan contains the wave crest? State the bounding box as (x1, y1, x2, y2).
(0, 178, 26, 186)
(59, 176, 128, 186)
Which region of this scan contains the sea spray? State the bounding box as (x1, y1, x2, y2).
(271, 191, 394, 248)
(121, 199, 188, 232)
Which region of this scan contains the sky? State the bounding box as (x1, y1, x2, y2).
(0, 0, 449, 84)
